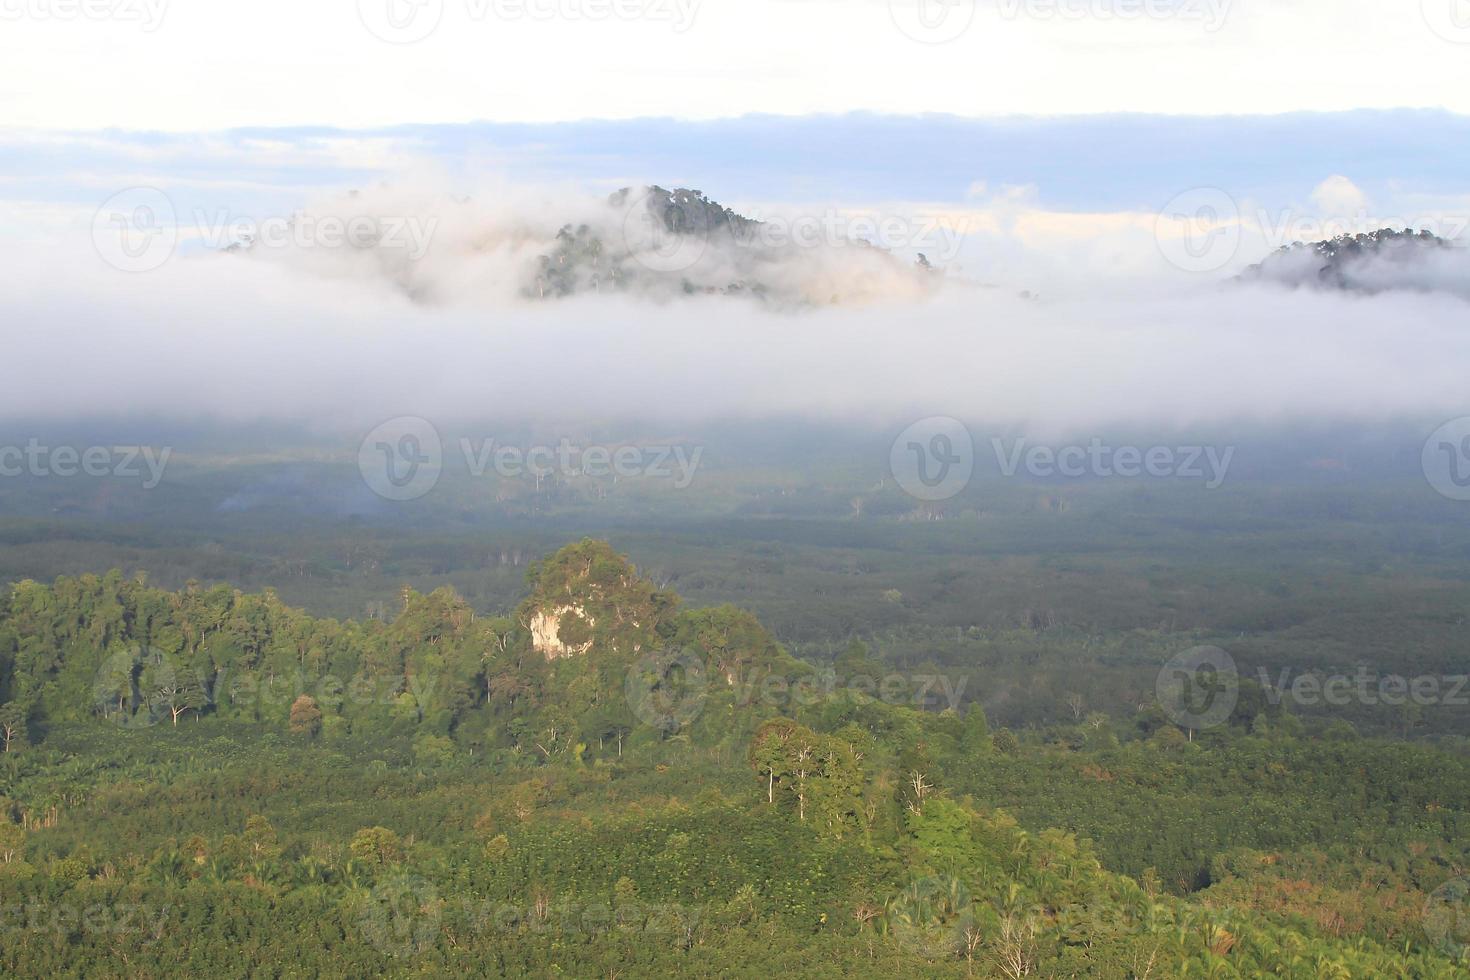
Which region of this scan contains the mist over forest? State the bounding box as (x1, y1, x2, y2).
(5, 5, 1470, 977)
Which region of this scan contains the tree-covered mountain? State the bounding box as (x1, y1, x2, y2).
(529, 186, 940, 305)
(1241, 228, 1467, 298)
(219, 184, 942, 307)
(0, 541, 1466, 975)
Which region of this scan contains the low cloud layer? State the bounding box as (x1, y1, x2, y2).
(5, 178, 1470, 439)
(208, 184, 944, 307)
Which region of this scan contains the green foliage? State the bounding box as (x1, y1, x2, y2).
(348, 826, 403, 866)
(0, 539, 1466, 976)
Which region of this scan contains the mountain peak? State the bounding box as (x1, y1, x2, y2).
(1240, 227, 1464, 297)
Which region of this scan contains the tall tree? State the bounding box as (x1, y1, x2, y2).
(0, 701, 26, 752)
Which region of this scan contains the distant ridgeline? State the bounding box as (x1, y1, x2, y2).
(1240, 228, 1467, 298)
(530, 185, 940, 305)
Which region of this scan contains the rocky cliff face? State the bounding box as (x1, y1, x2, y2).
(517, 539, 674, 661)
(528, 605, 594, 660)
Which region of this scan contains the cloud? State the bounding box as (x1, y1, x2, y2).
(1310, 176, 1369, 216)
(5, 0, 1468, 129)
(192, 183, 946, 308)
(5, 177, 1470, 441)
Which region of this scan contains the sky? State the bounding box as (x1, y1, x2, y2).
(1, 0, 1468, 129)
(2, 0, 1469, 439)
(3, 0, 1467, 237)
(5, 113, 1469, 291)
(7, 112, 1470, 210)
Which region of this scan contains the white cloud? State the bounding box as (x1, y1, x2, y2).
(4, 178, 1470, 439)
(1, 0, 1466, 130)
(1311, 176, 1370, 216)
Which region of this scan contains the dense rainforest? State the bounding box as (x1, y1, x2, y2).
(0, 540, 1466, 976)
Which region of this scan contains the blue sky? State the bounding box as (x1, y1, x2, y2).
(3, 0, 1466, 224)
(5, 110, 1470, 216)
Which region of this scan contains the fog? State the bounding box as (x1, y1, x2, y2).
(5, 181, 1469, 440)
(1246, 239, 1470, 300)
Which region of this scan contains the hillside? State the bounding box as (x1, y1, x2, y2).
(1240, 228, 1467, 298)
(0, 540, 1466, 975)
(528, 186, 941, 305)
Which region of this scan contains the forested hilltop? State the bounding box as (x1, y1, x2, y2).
(1240, 228, 1467, 298)
(0, 540, 1466, 976)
